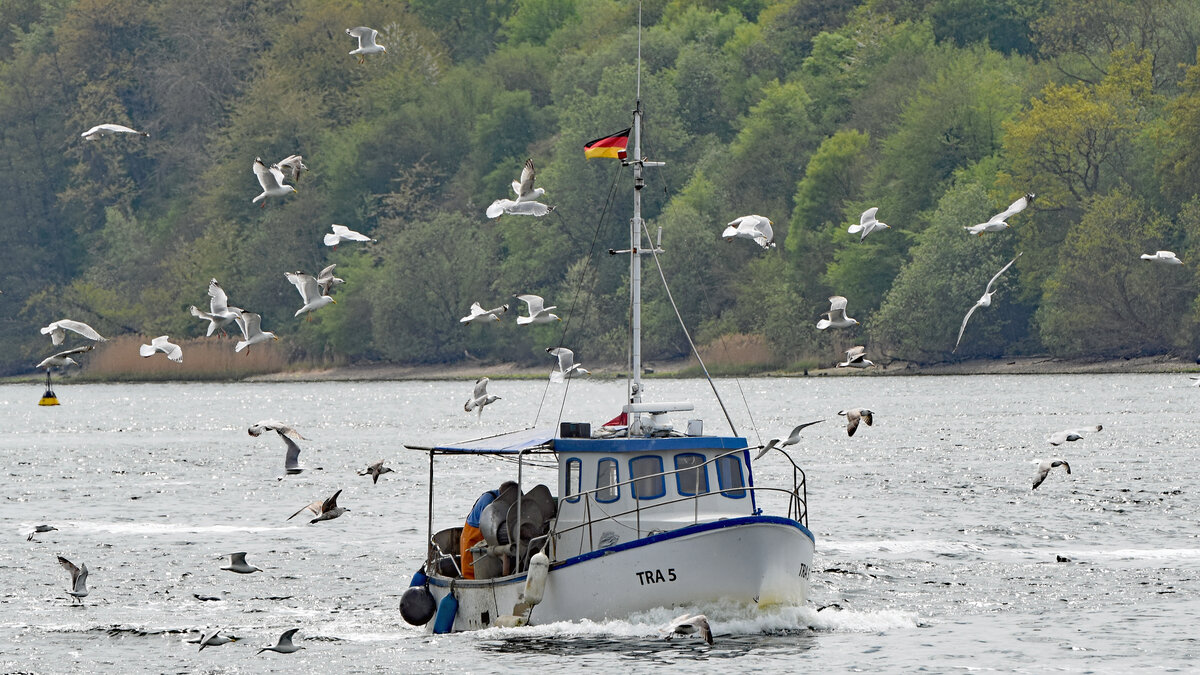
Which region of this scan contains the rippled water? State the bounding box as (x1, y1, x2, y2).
(2, 375, 1197, 673)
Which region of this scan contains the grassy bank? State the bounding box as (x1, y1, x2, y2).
(74, 335, 294, 382)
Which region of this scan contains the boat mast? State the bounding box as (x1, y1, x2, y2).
(629, 2, 646, 425)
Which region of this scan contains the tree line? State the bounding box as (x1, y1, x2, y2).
(2, 0, 1200, 376)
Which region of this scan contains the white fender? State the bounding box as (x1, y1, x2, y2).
(520, 550, 550, 606)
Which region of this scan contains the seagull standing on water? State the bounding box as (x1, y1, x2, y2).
(285, 271, 336, 318)
(347, 26, 387, 64)
(252, 157, 296, 207)
(817, 296, 858, 330)
(460, 301, 509, 324)
(40, 319, 107, 346)
(666, 613, 713, 645)
(838, 408, 874, 437)
(57, 556, 89, 604)
(515, 294, 560, 324)
(1140, 250, 1183, 265)
(258, 628, 304, 655)
(722, 215, 775, 249)
(848, 207, 889, 241)
(189, 279, 243, 337)
(220, 552, 262, 574)
(955, 253, 1022, 352)
(81, 123, 148, 139)
(755, 420, 823, 460)
(249, 421, 308, 475)
(139, 335, 183, 363)
(464, 377, 500, 419)
(1047, 424, 1102, 446)
(965, 193, 1034, 236)
(486, 159, 553, 218)
(1032, 458, 1071, 490)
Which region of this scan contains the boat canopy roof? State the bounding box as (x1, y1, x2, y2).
(405, 427, 557, 455)
(556, 436, 747, 453)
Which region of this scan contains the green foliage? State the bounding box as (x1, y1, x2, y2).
(1038, 189, 1194, 357)
(2, 0, 1200, 376)
(871, 182, 1029, 362)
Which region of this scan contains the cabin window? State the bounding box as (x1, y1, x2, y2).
(565, 458, 582, 503)
(630, 455, 666, 500)
(716, 455, 746, 498)
(674, 453, 708, 496)
(596, 458, 619, 503)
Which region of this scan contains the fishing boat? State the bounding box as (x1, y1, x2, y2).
(401, 23, 815, 634)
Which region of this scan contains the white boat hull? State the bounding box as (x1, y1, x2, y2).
(426, 516, 813, 631)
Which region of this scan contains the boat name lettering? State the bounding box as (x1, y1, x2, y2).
(798, 563, 809, 579)
(635, 568, 677, 585)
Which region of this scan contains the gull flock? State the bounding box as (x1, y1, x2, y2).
(21, 12, 1173, 651)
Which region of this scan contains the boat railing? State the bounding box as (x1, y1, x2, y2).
(549, 446, 807, 560)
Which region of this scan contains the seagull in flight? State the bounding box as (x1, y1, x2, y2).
(258, 628, 304, 654)
(463, 377, 500, 419)
(220, 552, 262, 574)
(755, 420, 823, 460)
(81, 123, 148, 140)
(487, 159, 553, 218)
(27, 524, 57, 541)
(139, 335, 183, 363)
(285, 271, 336, 318)
(248, 421, 308, 475)
(515, 294, 560, 324)
(722, 215, 775, 249)
(324, 224, 374, 248)
(197, 628, 237, 651)
(460, 301, 509, 324)
(36, 345, 94, 371)
(233, 312, 278, 353)
(252, 156, 296, 207)
(547, 347, 589, 382)
(1032, 458, 1071, 490)
(836, 345, 874, 368)
(954, 253, 1021, 352)
(838, 408, 874, 437)
(289, 489, 348, 524)
(57, 556, 89, 604)
(347, 26, 387, 64)
(965, 193, 1034, 236)
(1140, 250, 1183, 265)
(1047, 424, 1102, 446)
(847, 207, 889, 241)
(358, 460, 394, 484)
(190, 279, 243, 337)
(316, 264, 345, 296)
(817, 296, 858, 330)
(274, 155, 307, 183)
(666, 613, 713, 645)
(40, 319, 107, 346)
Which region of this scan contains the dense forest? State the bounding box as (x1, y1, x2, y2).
(3, 0, 1200, 376)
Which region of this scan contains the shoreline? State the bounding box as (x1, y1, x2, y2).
(7, 354, 1196, 385)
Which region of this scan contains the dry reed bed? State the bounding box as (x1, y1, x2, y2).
(80, 335, 290, 381)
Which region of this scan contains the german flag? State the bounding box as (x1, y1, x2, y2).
(583, 128, 630, 159)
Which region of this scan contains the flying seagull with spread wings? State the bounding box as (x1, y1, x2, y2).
(954, 253, 1022, 352)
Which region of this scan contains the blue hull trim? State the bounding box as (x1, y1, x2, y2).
(427, 514, 813, 589)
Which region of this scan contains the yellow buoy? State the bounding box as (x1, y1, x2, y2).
(39, 393, 60, 406)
